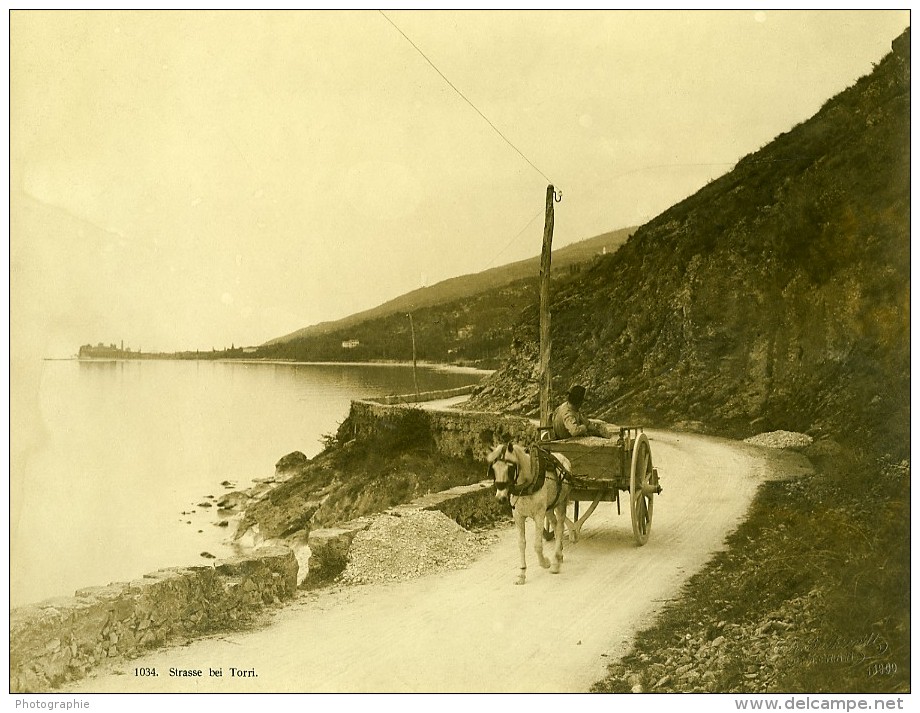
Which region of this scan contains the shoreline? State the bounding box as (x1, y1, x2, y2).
(216, 359, 494, 374)
(52, 357, 495, 375)
(17, 369, 488, 607)
(12, 381, 485, 610)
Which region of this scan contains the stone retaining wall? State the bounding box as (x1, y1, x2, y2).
(10, 546, 298, 693)
(370, 384, 476, 405)
(348, 399, 537, 460)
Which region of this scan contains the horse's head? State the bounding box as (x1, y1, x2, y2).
(486, 441, 526, 501)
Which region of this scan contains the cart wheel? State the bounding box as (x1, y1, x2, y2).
(629, 433, 655, 546)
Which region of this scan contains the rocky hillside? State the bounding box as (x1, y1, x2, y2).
(470, 30, 910, 456)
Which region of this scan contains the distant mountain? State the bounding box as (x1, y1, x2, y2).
(469, 29, 910, 455)
(263, 228, 632, 346)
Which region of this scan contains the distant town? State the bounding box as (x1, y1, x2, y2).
(78, 341, 142, 359)
(77, 341, 259, 361)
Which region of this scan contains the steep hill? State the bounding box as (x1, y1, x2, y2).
(469, 30, 910, 455)
(263, 228, 632, 345)
(253, 276, 537, 365)
(253, 228, 632, 365)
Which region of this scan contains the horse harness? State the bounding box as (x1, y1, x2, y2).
(489, 443, 571, 509)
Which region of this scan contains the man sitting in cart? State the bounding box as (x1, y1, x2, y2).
(552, 384, 612, 439)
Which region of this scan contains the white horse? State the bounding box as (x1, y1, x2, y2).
(487, 442, 571, 585)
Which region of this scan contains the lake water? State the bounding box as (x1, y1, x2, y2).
(11, 360, 486, 608)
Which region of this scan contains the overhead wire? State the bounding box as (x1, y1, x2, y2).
(377, 12, 558, 276)
(378, 14, 809, 274)
(378, 10, 555, 187)
(482, 208, 546, 271)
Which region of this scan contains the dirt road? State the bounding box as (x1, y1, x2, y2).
(66, 431, 810, 693)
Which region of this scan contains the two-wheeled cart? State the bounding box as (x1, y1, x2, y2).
(536, 426, 662, 545)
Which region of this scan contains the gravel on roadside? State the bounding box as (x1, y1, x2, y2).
(340, 510, 499, 585)
(743, 431, 813, 449)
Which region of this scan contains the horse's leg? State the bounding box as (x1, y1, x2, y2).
(550, 502, 565, 574)
(515, 509, 527, 585)
(543, 514, 554, 541)
(544, 508, 559, 565)
(554, 506, 564, 562)
(534, 509, 550, 569)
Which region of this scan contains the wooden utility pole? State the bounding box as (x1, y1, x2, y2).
(539, 184, 556, 427)
(407, 312, 420, 400)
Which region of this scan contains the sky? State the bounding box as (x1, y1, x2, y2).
(10, 10, 910, 359)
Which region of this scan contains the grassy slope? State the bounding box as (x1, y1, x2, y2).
(251, 276, 541, 366)
(250, 231, 632, 366)
(263, 227, 632, 346)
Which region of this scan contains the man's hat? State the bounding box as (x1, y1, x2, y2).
(568, 385, 586, 407)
